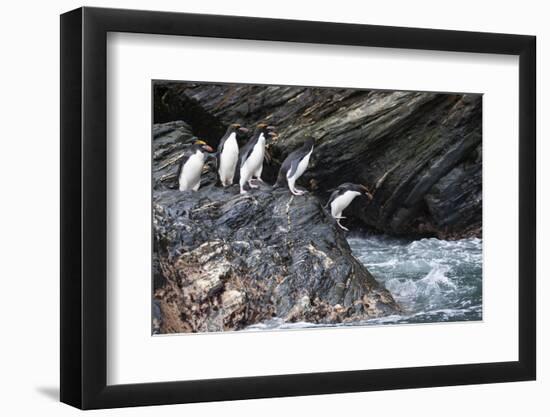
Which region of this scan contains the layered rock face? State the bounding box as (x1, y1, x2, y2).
(151, 81, 483, 332)
(154, 82, 482, 238)
(153, 185, 399, 333)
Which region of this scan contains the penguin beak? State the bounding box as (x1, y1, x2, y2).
(238, 127, 249, 134)
(359, 185, 373, 200)
(267, 126, 278, 138)
(204, 145, 214, 152)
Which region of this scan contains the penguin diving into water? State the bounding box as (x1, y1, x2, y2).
(326, 183, 373, 231)
(216, 123, 249, 187)
(239, 123, 277, 194)
(275, 138, 315, 195)
(178, 140, 214, 191)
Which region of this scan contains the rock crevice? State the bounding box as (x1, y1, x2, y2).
(153, 82, 482, 238)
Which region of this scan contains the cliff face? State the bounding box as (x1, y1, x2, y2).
(154, 82, 482, 238)
(153, 185, 399, 333)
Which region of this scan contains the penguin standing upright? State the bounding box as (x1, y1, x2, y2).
(326, 183, 373, 231)
(178, 140, 214, 191)
(275, 138, 315, 195)
(239, 123, 276, 194)
(216, 123, 249, 187)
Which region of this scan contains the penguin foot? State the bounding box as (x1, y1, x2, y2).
(336, 220, 349, 231)
(249, 179, 264, 188)
(240, 188, 248, 195)
(290, 188, 306, 196)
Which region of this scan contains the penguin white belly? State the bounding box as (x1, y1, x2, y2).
(179, 152, 205, 191)
(288, 149, 312, 182)
(243, 135, 265, 178)
(219, 134, 239, 185)
(330, 191, 361, 217)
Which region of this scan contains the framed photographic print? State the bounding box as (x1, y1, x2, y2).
(60, 6, 536, 409)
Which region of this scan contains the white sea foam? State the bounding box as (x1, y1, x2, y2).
(348, 235, 482, 323)
(245, 235, 482, 330)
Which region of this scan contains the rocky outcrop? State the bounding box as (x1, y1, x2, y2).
(154, 82, 482, 238)
(153, 185, 399, 333)
(153, 120, 210, 190)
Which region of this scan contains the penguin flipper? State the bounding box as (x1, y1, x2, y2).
(212, 151, 220, 170)
(239, 141, 255, 168)
(274, 158, 291, 188)
(287, 158, 300, 179)
(325, 188, 342, 208)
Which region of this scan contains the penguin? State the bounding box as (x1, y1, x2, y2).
(216, 123, 249, 187)
(275, 138, 315, 195)
(239, 123, 276, 194)
(326, 183, 373, 231)
(178, 140, 214, 191)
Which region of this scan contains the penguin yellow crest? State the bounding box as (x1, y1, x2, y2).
(194, 139, 207, 145)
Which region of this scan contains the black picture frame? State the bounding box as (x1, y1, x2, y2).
(60, 6, 536, 410)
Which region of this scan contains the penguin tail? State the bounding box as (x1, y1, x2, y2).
(271, 181, 283, 190)
(272, 171, 287, 189)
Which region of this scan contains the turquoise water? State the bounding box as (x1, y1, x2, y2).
(347, 235, 482, 324)
(246, 235, 482, 330)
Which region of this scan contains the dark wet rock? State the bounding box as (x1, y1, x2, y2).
(152, 300, 162, 335)
(152, 120, 195, 190)
(153, 185, 399, 333)
(154, 82, 482, 238)
(152, 120, 217, 190)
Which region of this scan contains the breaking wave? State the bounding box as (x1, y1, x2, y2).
(246, 234, 482, 330)
(348, 234, 482, 324)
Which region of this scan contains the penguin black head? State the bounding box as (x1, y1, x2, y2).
(302, 138, 315, 149)
(355, 184, 374, 200)
(341, 183, 373, 200)
(227, 123, 249, 137)
(256, 123, 278, 138)
(362, 186, 374, 200)
(192, 139, 214, 153)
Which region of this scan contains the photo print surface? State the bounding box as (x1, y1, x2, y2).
(152, 81, 482, 335)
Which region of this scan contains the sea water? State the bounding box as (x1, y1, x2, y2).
(246, 234, 482, 330)
(347, 235, 482, 324)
